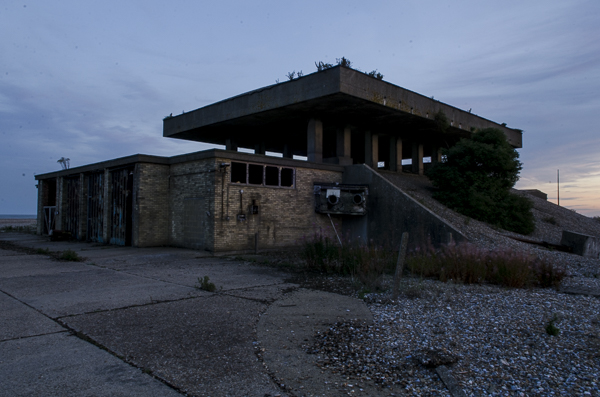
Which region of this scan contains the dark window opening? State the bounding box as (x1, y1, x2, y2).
(248, 164, 263, 185)
(265, 166, 279, 186)
(229, 162, 295, 188)
(281, 168, 294, 187)
(45, 179, 57, 206)
(231, 162, 247, 183)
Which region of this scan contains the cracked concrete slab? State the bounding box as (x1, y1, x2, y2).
(0, 249, 28, 257)
(223, 282, 299, 303)
(0, 291, 65, 341)
(0, 268, 206, 318)
(94, 256, 292, 291)
(257, 289, 378, 396)
(0, 332, 182, 397)
(0, 255, 93, 278)
(64, 293, 285, 397)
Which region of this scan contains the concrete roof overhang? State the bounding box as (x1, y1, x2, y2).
(163, 66, 522, 156)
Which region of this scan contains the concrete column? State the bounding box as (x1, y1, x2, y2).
(254, 142, 265, 155)
(364, 131, 372, 166)
(371, 133, 379, 168)
(396, 138, 403, 172)
(283, 144, 293, 159)
(335, 126, 352, 165)
(225, 139, 238, 151)
(389, 136, 403, 172)
(307, 118, 323, 163)
(431, 147, 442, 165)
(411, 142, 424, 175)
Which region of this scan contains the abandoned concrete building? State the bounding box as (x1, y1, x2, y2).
(35, 66, 522, 253)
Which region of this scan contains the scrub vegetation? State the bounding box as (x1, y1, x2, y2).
(300, 232, 395, 292)
(406, 242, 566, 289)
(300, 234, 565, 291)
(283, 57, 384, 83)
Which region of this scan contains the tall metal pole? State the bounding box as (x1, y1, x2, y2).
(557, 169, 560, 206)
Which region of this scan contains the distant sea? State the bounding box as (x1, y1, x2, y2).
(0, 215, 37, 219)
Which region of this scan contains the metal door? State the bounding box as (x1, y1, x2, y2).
(87, 172, 104, 242)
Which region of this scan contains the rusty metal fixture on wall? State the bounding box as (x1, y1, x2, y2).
(314, 183, 368, 215)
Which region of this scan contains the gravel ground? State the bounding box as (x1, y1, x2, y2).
(297, 173, 600, 396)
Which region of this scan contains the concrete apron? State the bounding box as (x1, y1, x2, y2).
(0, 233, 376, 397)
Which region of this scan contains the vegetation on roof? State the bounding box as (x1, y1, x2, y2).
(280, 57, 384, 83)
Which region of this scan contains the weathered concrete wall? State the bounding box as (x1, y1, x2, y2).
(342, 164, 466, 250)
(561, 230, 600, 259)
(212, 157, 343, 253)
(168, 158, 217, 251)
(135, 163, 170, 247)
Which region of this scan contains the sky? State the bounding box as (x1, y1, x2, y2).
(1, 0, 599, 216)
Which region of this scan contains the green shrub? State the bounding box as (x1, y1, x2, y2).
(427, 128, 535, 235)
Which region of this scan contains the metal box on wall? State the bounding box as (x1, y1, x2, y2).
(314, 183, 368, 215)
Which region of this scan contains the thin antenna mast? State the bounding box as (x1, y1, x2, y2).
(557, 169, 560, 206)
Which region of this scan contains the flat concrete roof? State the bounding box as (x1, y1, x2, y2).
(34, 149, 344, 180)
(163, 66, 522, 154)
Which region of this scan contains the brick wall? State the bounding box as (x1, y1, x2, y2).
(212, 157, 343, 253)
(135, 163, 171, 247)
(168, 158, 216, 250)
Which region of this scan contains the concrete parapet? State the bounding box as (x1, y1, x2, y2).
(342, 164, 466, 250)
(520, 189, 548, 200)
(561, 230, 600, 259)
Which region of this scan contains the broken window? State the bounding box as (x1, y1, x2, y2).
(265, 166, 279, 186)
(281, 168, 294, 187)
(231, 162, 247, 183)
(229, 161, 295, 188)
(248, 164, 263, 185)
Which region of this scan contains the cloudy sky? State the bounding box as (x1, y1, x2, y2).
(1, 0, 599, 216)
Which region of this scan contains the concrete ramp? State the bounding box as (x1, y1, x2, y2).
(342, 164, 466, 250)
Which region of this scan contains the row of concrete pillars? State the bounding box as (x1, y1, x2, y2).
(225, 118, 443, 175)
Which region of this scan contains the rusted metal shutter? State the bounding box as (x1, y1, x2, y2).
(110, 168, 133, 246)
(87, 172, 104, 243)
(64, 177, 80, 239)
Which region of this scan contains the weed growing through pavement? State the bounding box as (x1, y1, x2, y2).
(59, 249, 83, 261)
(197, 276, 217, 292)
